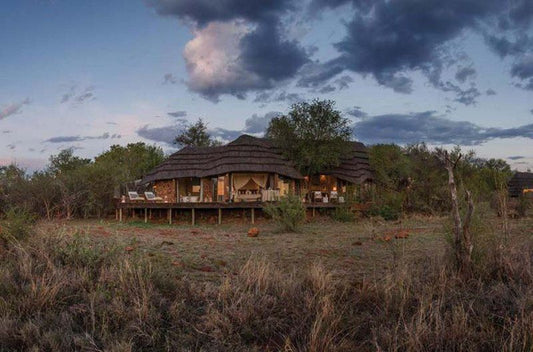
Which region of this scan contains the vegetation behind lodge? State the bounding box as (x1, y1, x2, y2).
(0, 99, 531, 220)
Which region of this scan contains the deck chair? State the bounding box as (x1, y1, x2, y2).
(144, 191, 163, 201)
(313, 191, 323, 202)
(128, 191, 144, 201)
(330, 191, 338, 202)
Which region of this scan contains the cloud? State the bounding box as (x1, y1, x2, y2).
(508, 156, 525, 160)
(253, 90, 304, 104)
(136, 119, 189, 146)
(147, 0, 533, 101)
(44, 132, 120, 143)
(486, 89, 497, 95)
(302, 1, 533, 103)
(2, 130, 11, 134)
(148, 0, 308, 101)
(60, 85, 96, 104)
(212, 111, 280, 140)
(0, 98, 30, 120)
(163, 73, 178, 84)
(353, 111, 533, 146)
(455, 66, 477, 83)
(7, 144, 16, 150)
(146, 0, 295, 26)
(318, 85, 336, 94)
(334, 75, 353, 90)
(346, 106, 367, 119)
(168, 110, 187, 118)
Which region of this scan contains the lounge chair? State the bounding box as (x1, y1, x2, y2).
(330, 191, 338, 202)
(128, 191, 144, 201)
(313, 191, 323, 203)
(144, 191, 163, 201)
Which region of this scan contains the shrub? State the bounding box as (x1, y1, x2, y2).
(369, 192, 403, 221)
(331, 205, 355, 222)
(516, 194, 531, 218)
(0, 208, 36, 241)
(264, 194, 306, 232)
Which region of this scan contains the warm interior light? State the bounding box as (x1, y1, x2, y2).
(320, 175, 326, 182)
(333, 186, 337, 191)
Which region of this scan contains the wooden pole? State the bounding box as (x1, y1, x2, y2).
(144, 208, 148, 223)
(312, 206, 315, 218)
(218, 208, 222, 225)
(168, 209, 172, 225)
(251, 208, 255, 224)
(192, 208, 195, 226)
(119, 208, 123, 222)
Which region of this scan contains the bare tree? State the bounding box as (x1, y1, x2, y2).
(437, 149, 474, 276)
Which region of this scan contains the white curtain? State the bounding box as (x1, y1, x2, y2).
(233, 173, 268, 190)
(233, 174, 251, 191)
(251, 174, 267, 188)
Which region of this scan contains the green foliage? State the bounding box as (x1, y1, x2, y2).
(264, 194, 306, 232)
(0, 143, 166, 219)
(174, 118, 221, 147)
(1, 208, 36, 241)
(368, 143, 514, 215)
(266, 99, 352, 175)
(516, 194, 531, 217)
(331, 205, 355, 222)
(369, 192, 403, 221)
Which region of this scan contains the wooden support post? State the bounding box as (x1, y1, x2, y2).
(168, 209, 173, 225)
(119, 208, 123, 222)
(192, 208, 195, 226)
(312, 206, 316, 218)
(144, 208, 148, 223)
(251, 208, 255, 224)
(218, 208, 222, 225)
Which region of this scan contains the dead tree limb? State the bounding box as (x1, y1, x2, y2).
(439, 149, 474, 276)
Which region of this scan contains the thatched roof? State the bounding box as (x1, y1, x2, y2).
(323, 141, 373, 184)
(508, 172, 533, 197)
(142, 135, 303, 183)
(142, 135, 373, 185)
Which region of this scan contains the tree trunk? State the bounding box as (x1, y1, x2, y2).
(444, 154, 474, 276)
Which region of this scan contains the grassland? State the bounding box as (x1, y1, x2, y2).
(0, 212, 532, 351)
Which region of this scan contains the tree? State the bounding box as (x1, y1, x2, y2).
(174, 118, 221, 147)
(266, 99, 352, 175)
(437, 148, 474, 277)
(95, 143, 165, 183)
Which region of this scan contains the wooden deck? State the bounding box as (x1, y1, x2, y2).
(116, 201, 341, 225)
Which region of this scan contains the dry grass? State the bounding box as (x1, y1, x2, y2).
(0, 213, 531, 351)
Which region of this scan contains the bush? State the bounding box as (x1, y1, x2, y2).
(0, 208, 36, 241)
(331, 205, 355, 222)
(516, 194, 531, 217)
(369, 192, 403, 221)
(264, 194, 306, 231)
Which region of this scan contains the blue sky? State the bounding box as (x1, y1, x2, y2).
(1, 0, 532, 172)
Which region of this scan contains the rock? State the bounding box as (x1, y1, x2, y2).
(395, 230, 409, 239)
(383, 235, 392, 242)
(125, 246, 135, 252)
(247, 227, 259, 237)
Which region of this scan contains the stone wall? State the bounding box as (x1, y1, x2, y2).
(153, 179, 175, 202)
(202, 178, 213, 202)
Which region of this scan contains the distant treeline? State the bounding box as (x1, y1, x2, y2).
(0, 143, 164, 219)
(0, 141, 515, 220)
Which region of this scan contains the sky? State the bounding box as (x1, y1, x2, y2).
(1, 0, 533, 172)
